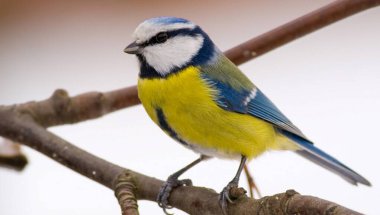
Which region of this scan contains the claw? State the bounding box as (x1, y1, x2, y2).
(157, 176, 193, 214)
(219, 182, 238, 215)
(162, 207, 174, 215)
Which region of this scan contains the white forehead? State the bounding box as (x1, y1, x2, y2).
(132, 18, 196, 44)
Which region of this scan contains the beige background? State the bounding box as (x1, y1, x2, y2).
(1, 0, 379, 214)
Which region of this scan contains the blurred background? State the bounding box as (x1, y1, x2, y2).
(1, 0, 379, 214)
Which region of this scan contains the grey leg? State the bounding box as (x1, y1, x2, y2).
(157, 155, 208, 214)
(219, 155, 247, 215)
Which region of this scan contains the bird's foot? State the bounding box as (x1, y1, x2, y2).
(219, 181, 241, 215)
(157, 175, 192, 215)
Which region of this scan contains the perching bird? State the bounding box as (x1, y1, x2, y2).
(124, 17, 371, 214)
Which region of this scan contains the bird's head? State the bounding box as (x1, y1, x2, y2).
(124, 17, 217, 78)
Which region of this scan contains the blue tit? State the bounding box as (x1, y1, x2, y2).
(124, 17, 370, 214)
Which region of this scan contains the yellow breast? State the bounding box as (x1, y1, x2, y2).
(137, 66, 285, 159)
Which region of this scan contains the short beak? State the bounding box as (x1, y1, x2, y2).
(124, 41, 141, 54)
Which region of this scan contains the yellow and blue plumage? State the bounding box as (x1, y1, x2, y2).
(138, 63, 295, 159)
(124, 16, 370, 213)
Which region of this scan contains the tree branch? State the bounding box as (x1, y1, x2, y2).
(13, 86, 139, 128)
(1, 0, 378, 214)
(0, 107, 360, 214)
(224, 0, 380, 65)
(0, 139, 28, 171)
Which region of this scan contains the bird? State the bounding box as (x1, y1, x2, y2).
(124, 16, 371, 214)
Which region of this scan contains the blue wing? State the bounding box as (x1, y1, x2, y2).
(200, 55, 371, 186)
(201, 70, 308, 141)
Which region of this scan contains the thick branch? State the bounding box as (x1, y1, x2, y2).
(0, 109, 360, 214)
(12, 86, 139, 128)
(0, 108, 140, 214)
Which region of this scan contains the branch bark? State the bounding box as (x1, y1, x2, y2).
(0, 139, 28, 171)
(1, 0, 378, 214)
(224, 0, 380, 65)
(0, 106, 360, 215)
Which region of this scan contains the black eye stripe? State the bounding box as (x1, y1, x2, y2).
(141, 26, 202, 47)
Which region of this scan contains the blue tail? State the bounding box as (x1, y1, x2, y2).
(281, 130, 371, 186)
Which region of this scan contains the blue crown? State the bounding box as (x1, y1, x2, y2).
(147, 17, 191, 25)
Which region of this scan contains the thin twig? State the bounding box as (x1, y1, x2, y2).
(243, 164, 262, 198)
(224, 0, 380, 65)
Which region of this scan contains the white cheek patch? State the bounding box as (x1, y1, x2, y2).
(142, 35, 204, 75)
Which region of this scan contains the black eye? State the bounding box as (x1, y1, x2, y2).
(155, 32, 168, 43)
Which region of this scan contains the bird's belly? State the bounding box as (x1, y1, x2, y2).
(165, 104, 278, 159)
(138, 66, 279, 159)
